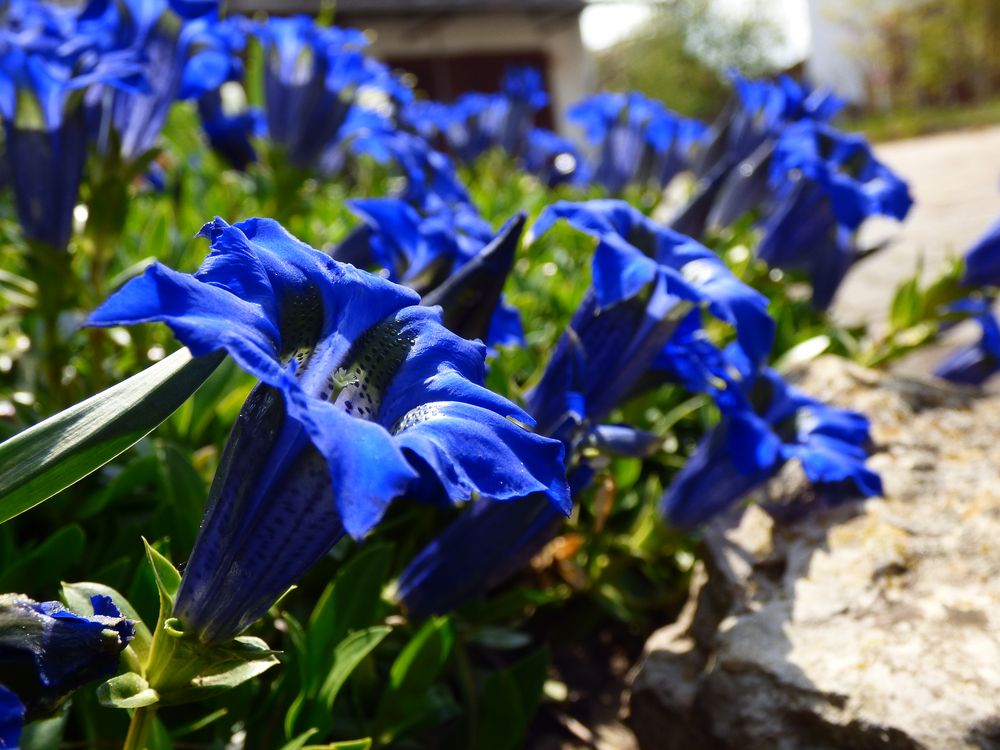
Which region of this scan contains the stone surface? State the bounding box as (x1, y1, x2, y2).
(628, 357, 1000, 750)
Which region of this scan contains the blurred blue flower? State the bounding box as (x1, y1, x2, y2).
(523, 127, 587, 187)
(0, 684, 24, 750)
(252, 16, 410, 169)
(568, 92, 703, 193)
(0, 594, 133, 724)
(347, 197, 493, 286)
(197, 87, 264, 171)
(662, 358, 882, 529)
(962, 215, 1000, 287)
(0, 30, 142, 248)
(755, 121, 912, 308)
(81, 0, 244, 160)
(90, 217, 568, 643)
(934, 299, 1000, 385)
(769, 121, 912, 230)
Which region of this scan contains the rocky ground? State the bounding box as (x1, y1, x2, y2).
(629, 357, 1000, 750)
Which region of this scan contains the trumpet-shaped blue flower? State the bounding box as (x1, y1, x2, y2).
(568, 92, 703, 193)
(197, 87, 263, 171)
(80, 0, 244, 161)
(662, 355, 882, 529)
(89, 217, 568, 642)
(753, 122, 912, 308)
(769, 121, 912, 231)
(530, 200, 775, 369)
(347, 199, 526, 347)
(962, 215, 1000, 288)
(0, 36, 142, 248)
(396, 206, 774, 618)
(0, 594, 133, 724)
(252, 16, 410, 169)
(523, 127, 587, 187)
(934, 299, 1000, 385)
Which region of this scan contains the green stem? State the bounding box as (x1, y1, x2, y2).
(123, 706, 157, 750)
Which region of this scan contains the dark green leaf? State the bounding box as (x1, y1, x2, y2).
(0, 348, 224, 525)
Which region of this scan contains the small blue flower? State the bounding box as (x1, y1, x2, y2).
(89, 217, 569, 643)
(80, 0, 243, 160)
(662, 361, 882, 529)
(0, 684, 24, 750)
(197, 87, 264, 171)
(934, 299, 1000, 385)
(768, 121, 912, 231)
(523, 127, 587, 187)
(0, 594, 134, 721)
(568, 92, 701, 193)
(252, 16, 410, 169)
(962, 215, 1000, 288)
(0, 23, 142, 248)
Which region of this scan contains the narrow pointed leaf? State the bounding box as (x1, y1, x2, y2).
(0, 348, 225, 525)
(320, 626, 392, 710)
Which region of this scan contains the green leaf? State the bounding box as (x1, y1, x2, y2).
(774, 334, 832, 371)
(319, 626, 392, 710)
(0, 524, 85, 592)
(389, 616, 455, 694)
(306, 544, 391, 692)
(478, 648, 549, 750)
(176, 655, 279, 701)
(61, 581, 153, 667)
(97, 672, 160, 709)
(0, 348, 225, 525)
(889, 275, 923, 331)
(305, 740, 373, 750)
(279, 729, 319, 750)
(154, 441, 207, 557)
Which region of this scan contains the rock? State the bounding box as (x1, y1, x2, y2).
(629, 357, 1000, 750)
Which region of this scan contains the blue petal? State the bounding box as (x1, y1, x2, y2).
(0, 684, 24, 750)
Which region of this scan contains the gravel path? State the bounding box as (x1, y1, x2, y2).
(832, 124, 1000, 326)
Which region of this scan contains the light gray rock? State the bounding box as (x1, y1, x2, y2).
(629, 357, 1000, 750)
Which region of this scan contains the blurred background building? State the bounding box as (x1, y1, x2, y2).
(228, 0, 589, 131)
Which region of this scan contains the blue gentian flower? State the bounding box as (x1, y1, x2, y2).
(347, 197, 493, 286)
(89, 217, 568, 643)
(197, 87, 264, 171)
(662, 357, 882, 529)
(252, 16, 410, 169)
(0, 594, 133, 724)
(347, 199, 526, 348)
(934, 299, 1000, 385)
(0, 8, 144, 249)
(80, 0, 243, 161)
(769, 121, 912, 230)
(962, 215, 1000, 287)
(0, 685, 24, 750)
(569, 91, 698, 193)
(396, 203, 774, 618)
(523, 127, 587, 187)
(755, 121, 912, 308)
(530, 199, 775, 369)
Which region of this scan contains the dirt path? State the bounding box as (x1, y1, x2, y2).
(832, 124, 1000, 326)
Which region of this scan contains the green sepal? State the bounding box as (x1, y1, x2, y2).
(142, 538, 181, 613)
(97, 672, 160, 709)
